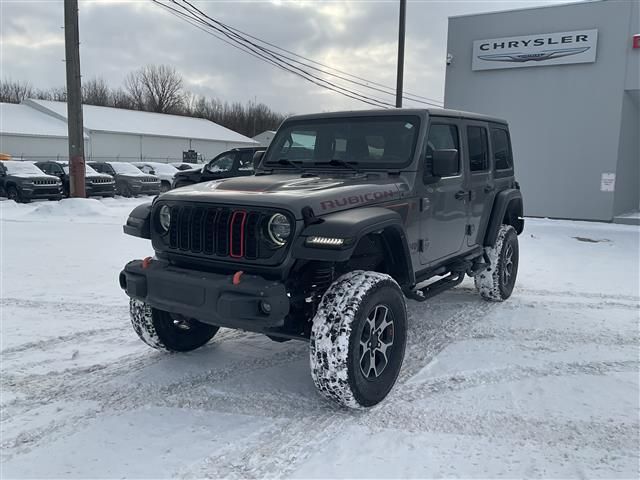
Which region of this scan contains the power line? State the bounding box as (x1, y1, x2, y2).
(177, 1, 443, 106)
(170, 0, 396, 108)
(153, 0, 394, 108)
(174, 0, 443, 107)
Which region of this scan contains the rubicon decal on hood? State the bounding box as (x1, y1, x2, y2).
(320, 190, 396, 210)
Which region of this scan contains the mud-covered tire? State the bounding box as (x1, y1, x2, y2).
(129, 299, 219, 352)
(310, 271, 407, 409)
(475, 224, 519, 301)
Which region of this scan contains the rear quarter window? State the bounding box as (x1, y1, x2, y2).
(491, 128, 513, 170)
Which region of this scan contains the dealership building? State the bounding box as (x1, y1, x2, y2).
(444, 0, 639, 223)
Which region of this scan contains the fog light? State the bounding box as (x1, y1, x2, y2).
(259, 300, 272, 314)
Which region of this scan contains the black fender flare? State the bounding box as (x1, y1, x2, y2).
(123, 202, 152, 239)
(291, 207, 414, 287)
(483, 189, 524, 247)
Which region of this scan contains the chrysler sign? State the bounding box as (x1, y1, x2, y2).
(472, 29, 598, 71)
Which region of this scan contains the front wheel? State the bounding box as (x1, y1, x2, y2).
(475, 224, 519, 301)
(7, 186, 26, 203)
(310, 271, 407, 409)
(129, 299, 219, 352)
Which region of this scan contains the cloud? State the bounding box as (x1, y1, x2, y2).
(1, 0, 575, 114)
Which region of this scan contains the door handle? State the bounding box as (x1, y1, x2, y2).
(455, 190, 469, 200)
(484, 185, 495, 193)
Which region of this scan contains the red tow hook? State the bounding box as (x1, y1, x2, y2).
(142, 256, 153, 269)
(232, 271, 244, 285)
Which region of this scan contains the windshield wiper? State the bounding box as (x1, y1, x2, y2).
(268, 158, 304, 171)
(315, 158, 361, 174)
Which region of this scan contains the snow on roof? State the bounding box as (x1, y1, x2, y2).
(0, 102, 81, 138)
(25, 99, 257, 144)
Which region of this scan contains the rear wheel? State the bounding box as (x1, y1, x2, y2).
(310, 271, 407, 409)
(475, 224, 519, 301)
(129, 299, 219, 352)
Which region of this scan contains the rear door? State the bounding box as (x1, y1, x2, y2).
(463, 121, 494, 247)
(419, 117, 468, 265)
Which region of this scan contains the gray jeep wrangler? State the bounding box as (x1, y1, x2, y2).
(120, 109, 524, 408)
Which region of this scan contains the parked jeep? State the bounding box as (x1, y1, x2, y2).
(35, 160, 116, 198)
(120, 109, 524, 408)
(132, 162, 179, 193)
(172, 147, 264, 189)
(88, 161, 161, 197)
(0, 160, 63, 202)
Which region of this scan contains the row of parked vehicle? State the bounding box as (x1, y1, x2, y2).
(0, 147, 264, 203)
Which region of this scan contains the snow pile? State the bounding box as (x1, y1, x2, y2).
(0, 196, 150, 223)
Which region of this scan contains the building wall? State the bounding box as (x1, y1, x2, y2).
(88, 132, 251, 163)
(444, 0, 638, 221)
(0, 134, 87, 161)
(614, 91, 640, 214)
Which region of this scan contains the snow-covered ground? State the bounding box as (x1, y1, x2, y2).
(1, 197, 638, 478)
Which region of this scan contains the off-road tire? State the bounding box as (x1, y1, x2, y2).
(129, 299, 219, 352)
(310, 271, 407, 409)
(475, 224, 519, 301)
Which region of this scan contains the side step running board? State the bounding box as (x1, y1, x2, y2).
(405, 273, 465, 302)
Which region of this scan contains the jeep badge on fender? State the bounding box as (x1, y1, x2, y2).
(119, 108, 524, 409)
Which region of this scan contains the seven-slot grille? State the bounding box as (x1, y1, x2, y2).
(33, 179, 58, 186)
(88, 177, 113, 184)
(166, 205, 267, 260)
(140, 177, 158, 183)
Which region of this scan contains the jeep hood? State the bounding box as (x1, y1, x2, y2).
(160, 173, 407, 219)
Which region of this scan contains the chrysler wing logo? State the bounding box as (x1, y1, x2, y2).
(478, 46, 590, 63)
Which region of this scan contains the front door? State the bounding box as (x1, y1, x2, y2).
(463, 122, 495, 247)
(419, 118, 468, 265)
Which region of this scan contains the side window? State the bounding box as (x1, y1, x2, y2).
(467, 126, 489, 172)
(491, 128, 513, 170)
(207, 154, 235, 173)
(50, 164, 63, 175)
(425, 123, 459, 176)
(238, 151, 254, 171)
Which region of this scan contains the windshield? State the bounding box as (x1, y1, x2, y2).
(4, 161, 48, 176)
(61, 163, 100, 175)
(109, 162, 143, 175)
(263, 115, 420, 169)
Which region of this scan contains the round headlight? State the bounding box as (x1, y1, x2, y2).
(267, 213, 291, 246)
(159, 205, 171, 232)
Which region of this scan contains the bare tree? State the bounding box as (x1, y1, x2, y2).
(111, 87, 134, 109)
(0, 79, 34, 103)
(82, 77, 110, 106)
(125, 64, 184, 113)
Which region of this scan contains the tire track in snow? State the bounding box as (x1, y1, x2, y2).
(400, 359, 640, 401)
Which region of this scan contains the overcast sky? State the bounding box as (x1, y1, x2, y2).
(2, 0, 575, 114)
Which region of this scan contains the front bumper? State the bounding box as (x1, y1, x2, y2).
(119, 259, 290, 332)
(86, 183, 116, 197)
(131, 182, 161, 195)
(20, 184, 64, 200)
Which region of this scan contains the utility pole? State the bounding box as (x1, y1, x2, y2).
(64, 0, 85, 197)
(395, 0, 406, 108)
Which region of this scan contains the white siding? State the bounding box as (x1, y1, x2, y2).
(0, 134, 87, 161)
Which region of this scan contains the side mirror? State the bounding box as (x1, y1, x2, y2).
(149, 170, 156, 175)
(432, 149, 459, 177)
(253, 150, 265, 166)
